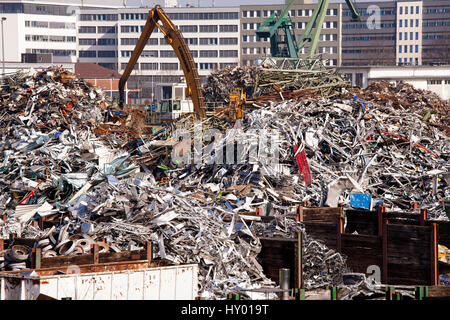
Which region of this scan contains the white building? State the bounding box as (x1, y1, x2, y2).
(340, 65, 450, 100)
(77, 6, 241, 103)
(0, 0, 128, 65)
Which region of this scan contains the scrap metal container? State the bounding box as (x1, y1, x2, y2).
(0, 263, 198, 300)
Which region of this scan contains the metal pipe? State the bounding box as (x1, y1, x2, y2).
(279, 268, 290, 300)
(1, 17, 6, 77)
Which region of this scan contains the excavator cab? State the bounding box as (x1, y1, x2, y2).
(229, 88, 246, 120)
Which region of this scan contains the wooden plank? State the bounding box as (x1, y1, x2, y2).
(2, 259, 171, 277)
(303, 222, 338, 250)
(382, 220, 388, 284)
(40, 249, 148, 269)
(340, 233, 382, 274)
(426, 220, 450, 248)
(431, 223, 438, 286)
(386, 223, 436, 285)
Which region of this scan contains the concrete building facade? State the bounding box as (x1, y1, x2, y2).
(77, 6, 241, 103)
(341, 0, 450, 67)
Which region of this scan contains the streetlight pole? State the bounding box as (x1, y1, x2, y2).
(1, 17, 6, 77)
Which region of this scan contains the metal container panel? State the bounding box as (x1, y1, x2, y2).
(0, 264, 198, 300)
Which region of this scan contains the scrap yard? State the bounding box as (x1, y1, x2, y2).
(0, 2, 449, 304)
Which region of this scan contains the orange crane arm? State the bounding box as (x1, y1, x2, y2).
(118, 6, 205, 119)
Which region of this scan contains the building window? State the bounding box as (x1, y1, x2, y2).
(199, 50, 218, 57)
(399, 32, 402, 40)
(415, 45, 418, 53)
(79, 50, 96, 58)
(400, 20, 402, 27)
(415, 32, 419, 40)
(416, 19, 419, 27)
(180, 25, 198, 33)
(79, 26, 96, 33)
(97, 26, 116, 34)
(141, 63, 158, 70)
(98, 38, 116, 46)
(185, 38, 198, 45)
(79, 38, 96, 45)
(199, 38, 218, 45)
(161, 63, 178, 70)
(410, 45, 413, 53)
(160, 50, 177, 58)
(416, 6, 419, 14)
(405, 6, 408, 14)
(121, 38, 138, 46)
(404, 45, 407, 53)
(219, 50, 238, 57)
(219, 37, 238, 45)
(147, 38, 158, 45)
(405, 19, 408, 27)
(400, 7, 403, 15)
(97, 50, 116, 58)
(399, 45, 402, 53)
(405, 32, 407, 40)
(200, 25, 218, 32)
(220, 25, 238, 32)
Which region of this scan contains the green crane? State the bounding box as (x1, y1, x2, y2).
(256, 0, 361, 59)
(256, 0, 299, 58)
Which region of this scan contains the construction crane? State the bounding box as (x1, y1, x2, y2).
(256, 0, 299, 58)
(118, 5, 206, 119)
(256, 0, 361, 59)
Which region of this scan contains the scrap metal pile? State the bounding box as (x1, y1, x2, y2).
(1, 65, 449, 300)
(202, 58, 348, 104)
(347, 81, 450, 136)
(0, 67, 348, 299)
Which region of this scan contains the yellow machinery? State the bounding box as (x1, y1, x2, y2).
(228, 88, 246, 120)
(118, 5, 206, 119)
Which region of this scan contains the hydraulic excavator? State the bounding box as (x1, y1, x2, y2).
(118, 5, 206, 120)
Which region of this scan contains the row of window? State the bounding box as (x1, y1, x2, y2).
(25, 20, 75, 29)
(343, 35, 396, 41)
(343, 9, 395, 16)
(399, 32, 419, 41)
(242, 8, 338, 18)
(80, 14, 118, 21)
(398, 44, 419, 54)
(399, 6, 420, 15)
(79, 38, 117, 46)
(79, 26, 117, 33)
(79, 50, 117, 58)
(398, 57, 419, 65)
(119, 37, 238, 46)
(25, 35, 76, 43)
(427, 80, 450, 85)
(343, 23, 395, 29)
(120, 62, 222, 71)
(120, 50, 238, 58)
(83, 24, 238, 34)
(119, 12, 239, 21)
(399, 19, 420, 28)
(31, 48, 76, 56)
(423, 21, 450, 27)
(423, 8, 450, 14)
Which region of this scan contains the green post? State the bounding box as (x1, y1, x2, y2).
(330, 286, 337, 300)
(295, 288, 305, 300)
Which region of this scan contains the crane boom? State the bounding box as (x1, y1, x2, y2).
(118, 6, 205, 119)
(296, 0, 361, 58)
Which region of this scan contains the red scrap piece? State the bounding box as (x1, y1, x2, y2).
(293, 144, 312, 186)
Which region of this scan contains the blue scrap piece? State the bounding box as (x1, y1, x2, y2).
(349, 193, 372, 210)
